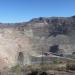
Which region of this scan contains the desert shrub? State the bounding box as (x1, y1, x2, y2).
(66, 63, 75, 71)
(56, 65, 66, 71)
(40, 71, 47, 75)
(27, 70, 38, 75)
(11, 64, 21, 72)
(52, 59, 63, 64)
(10, 64, 24, 75)
(53, 59, 58, 64)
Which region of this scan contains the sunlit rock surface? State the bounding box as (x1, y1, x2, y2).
(0, 16, 75, 69)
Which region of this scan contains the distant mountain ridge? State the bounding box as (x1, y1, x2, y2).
(0, 16, 75, 69)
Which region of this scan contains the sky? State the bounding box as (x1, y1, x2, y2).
(0, 0, 75, 23)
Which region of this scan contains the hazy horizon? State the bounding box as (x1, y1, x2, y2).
(0, 0, 75, 23)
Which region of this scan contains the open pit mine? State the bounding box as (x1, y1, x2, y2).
(0, 16, 75, 70)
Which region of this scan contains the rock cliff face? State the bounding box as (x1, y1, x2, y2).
(0, 27, 33, 69)
(0, 16, 75, 69)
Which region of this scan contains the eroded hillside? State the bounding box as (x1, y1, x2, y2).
(0, 16, 75, 69)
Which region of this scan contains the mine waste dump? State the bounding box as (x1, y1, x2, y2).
(1, 16, 75, 75)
